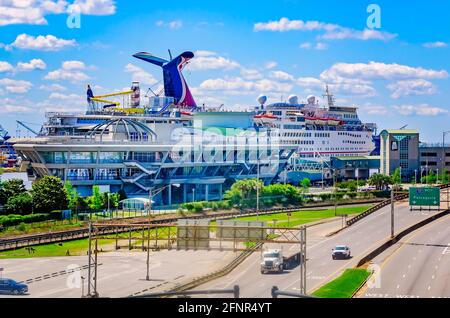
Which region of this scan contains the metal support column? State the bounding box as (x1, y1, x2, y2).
(390, 189, 395, 238)
(87, 222, 98, 297)
(299, 226, 307, 295)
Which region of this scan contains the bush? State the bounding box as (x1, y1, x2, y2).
(0, 213, 51, 227)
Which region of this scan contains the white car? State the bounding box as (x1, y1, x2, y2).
(331, 245, 351, 259)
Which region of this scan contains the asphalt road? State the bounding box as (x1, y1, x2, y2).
(191, 193, 449, 298)
(361, 213, 450, 298)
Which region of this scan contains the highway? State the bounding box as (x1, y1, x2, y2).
(361, 213, 450, 298)
(191, 191, 450, 298)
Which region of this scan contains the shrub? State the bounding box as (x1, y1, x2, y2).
(0, 213, 51, 227)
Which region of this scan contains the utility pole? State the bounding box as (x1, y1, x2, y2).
(299, 226, 307, 295)
(390, 188, 395, 239)
(256, 158, 260, 220)
(146, 189, 152, 281)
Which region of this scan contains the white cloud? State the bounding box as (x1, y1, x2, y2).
(155, 19, 183, 29)
(6, 33, 76, 51)
(320, 28, 397, 41)
(321, 61, 448, 81)
(39, 83, 66, 91)
(264, 61, 277, 70)
(300, 42, 328, 50)
(199, 76, 292, 96)
(270, 70, 294, 82)
(394, 104, 448, 116)
(0, 0, 47, 26)
(16, 58, 46, 71)
(48, 92, 83, 100)
(0, 61, 14, 73)
(361, 104, 388, 115)
(0, 0, 115, 26)
(254, 17, 396, 41)
(61, 60, 85, 70)
(187, 51, 240, 71)
(0, 78, 33, 93)
(44, 60, 90, 82)
(68, 0, 116, 15)
(296, 77, 323, 89)
(387, 79, 437, 99)
(0, 97, 34, 113)
(423, 41, 447, 48)
(240, 68, 263, 80)
(124, 63, 158, 85)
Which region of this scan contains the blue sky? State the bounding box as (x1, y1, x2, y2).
(0, 0, 449, 142)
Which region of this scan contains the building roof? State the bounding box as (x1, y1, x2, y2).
(380, 129, 419, 135)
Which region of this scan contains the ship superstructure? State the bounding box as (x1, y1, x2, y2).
(254, 88, 377, 181)
(12, 51, 293, 205)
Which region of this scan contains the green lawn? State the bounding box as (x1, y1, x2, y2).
(312, 269, 371, 298)
(228, 205, 372, 228)
(0, 226, 176, 259)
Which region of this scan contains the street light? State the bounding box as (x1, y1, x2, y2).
(146, 183, 180, 281)
(256, 158, 260, 220)
(443, 131, 450, 184)
(414, 169, 417, 185)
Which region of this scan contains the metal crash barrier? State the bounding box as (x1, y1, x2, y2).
(271, 286, 315, 298)
(129, 285, 240, 298)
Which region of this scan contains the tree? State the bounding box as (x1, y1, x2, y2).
(223, 179, 263, 208)
(262, 183, 303, 205)
(0, 179, 27, 205)
(391, 168, 401, 185)
(368, 173, 392, 190)
(64, 181, 78, 210)
(5, 192, 33, 215)
(301, 178, 311, 190)
(88, 185, 103, 210)
(32, 176, 68, 213)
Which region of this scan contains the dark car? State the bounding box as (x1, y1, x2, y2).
(0, 278, 28, 295)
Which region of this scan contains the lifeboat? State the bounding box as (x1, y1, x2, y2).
(254, 113, 278, 124)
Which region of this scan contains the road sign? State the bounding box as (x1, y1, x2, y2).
(409, 187, 440, 206)
(287, 212, 292, 217)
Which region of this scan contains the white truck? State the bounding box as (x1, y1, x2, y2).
(260, 248, 301, 274)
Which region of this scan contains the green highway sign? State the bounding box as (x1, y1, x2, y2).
(409, 187, 440, 206)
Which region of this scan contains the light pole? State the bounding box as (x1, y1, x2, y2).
(145, 183, 179, 281)
(437, 168, 439, 185)
(192, 188, 195, 202)
(256, 158, 260, 220)
(390, 187, 395, 238)
(414, 169, 417, 185)
(442, 131, 450, 184)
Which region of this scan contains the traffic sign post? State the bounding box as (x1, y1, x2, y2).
(409, 187, 441, 211)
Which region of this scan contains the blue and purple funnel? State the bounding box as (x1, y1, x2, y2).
(133, 51, 196, 107)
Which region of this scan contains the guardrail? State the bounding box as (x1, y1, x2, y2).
(143, 242, 264, 297)
(270, 286, 315, 298)
(346, 193, 408, 227)
(0, 199, 382, 251)
(347, 184, 450, 227)
(130, 285, 240, 298)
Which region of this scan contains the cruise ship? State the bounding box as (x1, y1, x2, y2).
(11, 51, 293, 205)
(253, 87, 377, 181)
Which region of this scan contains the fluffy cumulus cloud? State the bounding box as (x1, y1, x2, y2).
(44, 60, 90, 82)
(240, 68, 263, 80)
(300, 42, 328, 50)
(187, 51, 240, 71)
(0, 78, 33, 93)
(387, 79, 437, 99)
(68, 0, 115, 15)
(423, 41, 447, 48)
(270, 70, 294, 82)
(16, 58, 46, 71)
(124, 63, 158, 86)
(360, 104, 388, 115)
(155, 19, 183, 29)
(0, 0, 115, 26)
(321, 62, 448, 81)
(39, 83, 66, 91)
(0, 61, 14, 73)
(199, 76, 293, 96)
(264, 61, 278, 70)
(254, 17, 397, 41)
(394, 104, 448, 116)
(6, 33, 76, 51)
(0, 97, 34, 113)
